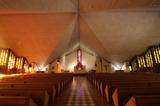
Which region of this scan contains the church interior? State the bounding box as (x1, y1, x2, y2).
(0, 0, 160, 106)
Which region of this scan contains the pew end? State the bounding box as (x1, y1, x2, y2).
(100, 81, 103, 95)
(125, 96, 136, 106)
(104, 82, 110, 103)
(44, 91, 49, 106)
(112, 88, 119, 106)
(126, 95, 160, 106)
(52, 86, 56, 103)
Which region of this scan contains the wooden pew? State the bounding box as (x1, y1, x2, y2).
(1, 74, 72, 86)
(90, 73, 160, 94)
(0, 83, 56, 103)
(88, 73, 160, 86)
(0, 73, 73, 105)
(1, 73, 73, 85)
(0, 96, 37, 106)
(112, 87, 160, 106)
(100, 80, 160, 103)
(2, 73, 73, 81)
(0, 73, 73, 97)
(125, 95, 160, 106)
(0, 80, 60, 97)
(0, 79, 62, 96)
(91, 73, 160, 91)
(0, 88, 49, 106)
(88, 73, 160, 104)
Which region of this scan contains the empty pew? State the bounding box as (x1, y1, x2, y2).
(125, 95, 160, 106)
(94, 73, 160, 89)
(112, 87, 160, 106)
(89, 73, 160, 94)
(0, 79, 61, 96)
(0, 73, 73, 105)
(87, 73, 160, 105)
(88, 73, 160, 86)
(0, 96, 37, 106)
(0, 83, 56, 103)
(0, 73, 73, 97)
(100, 80, 160, 103)
(0, 88, 49, 106)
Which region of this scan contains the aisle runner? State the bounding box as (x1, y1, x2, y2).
(65, 77, 96, 106)
(53, 77, 108, 106)
(66, 88, 96, 106)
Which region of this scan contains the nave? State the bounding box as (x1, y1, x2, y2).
(52, 76, 109, 106)
(0, 0, 159, 106)
(1, 72, 160, 106)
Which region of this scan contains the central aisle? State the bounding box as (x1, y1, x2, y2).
(53, 76, 110, 106)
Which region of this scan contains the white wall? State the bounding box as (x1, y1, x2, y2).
(65, 52, 77, 72)
(82, 51, 96, 71)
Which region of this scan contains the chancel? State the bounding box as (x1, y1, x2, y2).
(74, 48, 86, 73)
(0, 0, 160, 106)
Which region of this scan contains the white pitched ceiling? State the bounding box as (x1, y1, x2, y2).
(0, 13, 76, 65)
(82, 11, 160, 63)
(80, 16, 110, 59)
(80, 0, 160, 12)
(0, 0, 159, 66)
(45, 15, 78, 64)
(0, 0, 77, 13)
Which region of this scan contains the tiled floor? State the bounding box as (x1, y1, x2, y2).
(52, 76, 111, 106)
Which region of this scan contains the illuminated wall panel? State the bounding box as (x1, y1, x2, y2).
(28, 63, 35, 73)
(130, 44, 160, 72)
(152, 46, 160, 64)
(24, 59, 29, 73)
(130, 57, 138, 71)
(137, 56, 146, 68)
(15, 57, 24, 69)
(0, 48, 30, 74)
(145, 50, 153, 67)
(15, 57, 29, 73)
(0, 49, 9, 66)
(7, 51, 16, 69)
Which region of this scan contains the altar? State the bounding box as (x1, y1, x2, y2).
(74, 60, 86, 73)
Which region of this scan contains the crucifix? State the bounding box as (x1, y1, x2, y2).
(77, 48, 82, 64)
